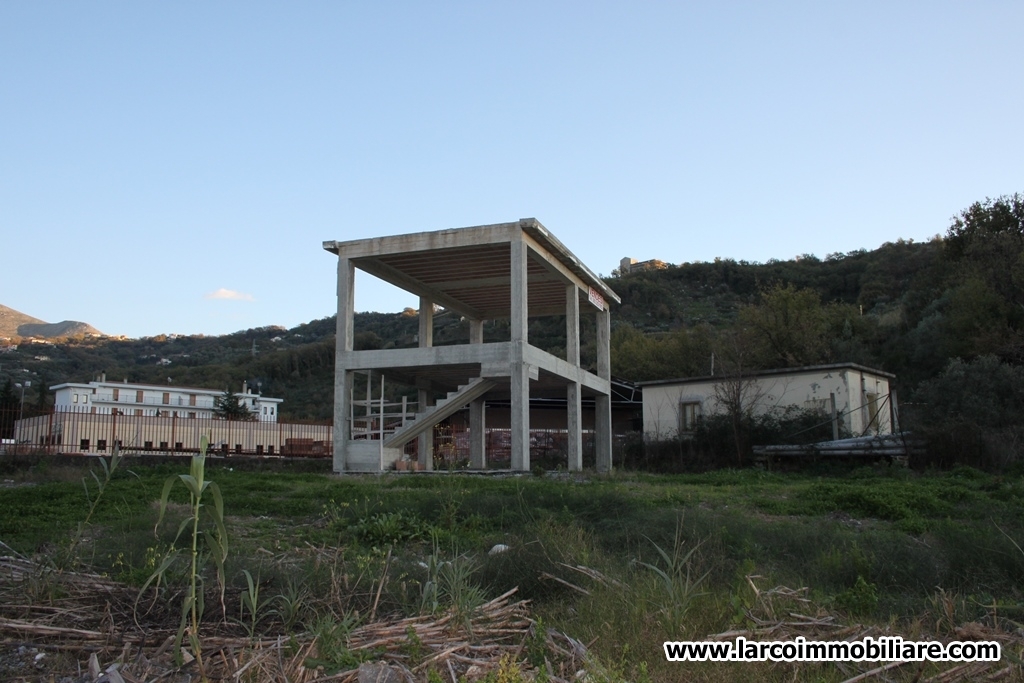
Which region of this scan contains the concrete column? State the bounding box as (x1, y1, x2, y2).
(337, 257, 355, 353)
(595, 306, 612, 473)
(417, 388, 434, 471)
(469, 318, 486, 468)
(333, 257, 355, 472)
(566, 284, 582, 471)
(419, 296, 433, 348)
(417, 298, 434, 471)
(470, 399, 486, 468)
(510, 236, 530, 471)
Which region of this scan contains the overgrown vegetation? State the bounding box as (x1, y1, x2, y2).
(3, 461, 1024, 680)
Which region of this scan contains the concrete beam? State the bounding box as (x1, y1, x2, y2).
(425, 272, 564, 291)
(523, 345, 610, 394)
(354, 258, 483, 319)
(519, 218, 621, 305)
(337, 343, 513, 372)
(522, 232, 588, 300)
(323, 222, 519, 259)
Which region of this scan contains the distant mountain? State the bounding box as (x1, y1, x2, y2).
(0, 304, 103, 339)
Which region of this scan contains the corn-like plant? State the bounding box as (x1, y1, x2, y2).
(61, 443, 126, 568)
(270, 576, 308, 633)
(631, 519, 709, 631)
(239, 569, 263, 638)
(139, 436, 228, 673)
(419, 540, 486, 631)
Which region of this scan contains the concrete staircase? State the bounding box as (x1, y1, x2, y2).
(383, 377, 495, 449)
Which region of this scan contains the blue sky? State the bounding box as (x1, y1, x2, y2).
(2, 2, 1021, 338)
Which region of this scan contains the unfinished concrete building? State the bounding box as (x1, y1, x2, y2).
(323, 218, 620, 473)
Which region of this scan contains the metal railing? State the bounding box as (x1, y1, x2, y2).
(2, 406, 332, 458)
(88, 395, 217, 408)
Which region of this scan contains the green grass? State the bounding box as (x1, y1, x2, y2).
(4, 460, 1024, 681)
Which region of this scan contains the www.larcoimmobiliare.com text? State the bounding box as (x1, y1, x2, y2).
(664, 636, 1000, 663)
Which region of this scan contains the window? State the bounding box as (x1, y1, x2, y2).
(135, 409, 142, 416)
(679, 402, 702, 433)
(97, 439, 107, 451)
(137, 390, 144, 403)
(267, 445, 275, 455)
(189, 394, 196, 406)
(162, 392, 170, 405)
(270, 407, 274, 415)
(82, 395, 87, 403)
(160, 441, 168, 450)
(188, 412, 196, 419)
(80, 439, 90, 451)
(144, 441, 153, 449)
(73, 394, 79, 403)
(112, 388, 119, 401)
(175, 442, 183, 451)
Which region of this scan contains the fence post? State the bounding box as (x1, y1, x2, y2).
(830, 393, 839, 441)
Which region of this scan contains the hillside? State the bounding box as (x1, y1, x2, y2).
(0, 304, 45, 338)
(3, 193, 1021, 423)
(0, 240, 946, 419)
(0, 304, 103, 339)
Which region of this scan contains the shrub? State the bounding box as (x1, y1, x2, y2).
(625, 406, 845, 472)
(911, 355, 1024, 470)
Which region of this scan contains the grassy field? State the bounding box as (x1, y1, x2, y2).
(2, 457, 1024, 681)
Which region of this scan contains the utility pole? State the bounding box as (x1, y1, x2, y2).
(15, 381, 31, 422)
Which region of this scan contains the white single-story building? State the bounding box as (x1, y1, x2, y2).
(638, 363, 896, 440)
(50, 376, 283, 422)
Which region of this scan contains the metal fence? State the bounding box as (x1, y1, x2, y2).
(2, 407, 610, 468)
(2, 407, 333, 458)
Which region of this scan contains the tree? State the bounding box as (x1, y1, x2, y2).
(914, 355, 1024, 469)
(0, 379, 18, 439)
(738, 283, 831, 368)
(940, 195, 1024, 361)
(710, 327, 773, 466)
(213, 389, 255, 421)
(945, 193, 1024, 261)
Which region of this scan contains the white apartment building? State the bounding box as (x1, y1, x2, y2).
(50, 376, 283, 422)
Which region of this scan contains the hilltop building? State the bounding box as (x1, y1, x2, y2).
(619, 257, 669, 274)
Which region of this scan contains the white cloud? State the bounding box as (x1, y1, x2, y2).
(204, 288, 255, 302)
